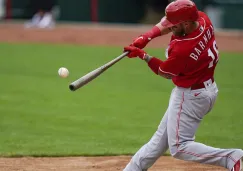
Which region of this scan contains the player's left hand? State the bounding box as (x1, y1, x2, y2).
(124, 46, 147, 60)
(131, 35, 151, 49)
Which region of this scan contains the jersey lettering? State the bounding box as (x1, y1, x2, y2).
(208, 40, 219, 68)
(189, 25, 214, 61)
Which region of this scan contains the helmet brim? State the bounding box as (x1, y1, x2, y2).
(161, 16, 174, 28)
(161, 16, 176, 28)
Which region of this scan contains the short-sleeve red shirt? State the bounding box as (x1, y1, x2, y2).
(159, 11, 219, 88)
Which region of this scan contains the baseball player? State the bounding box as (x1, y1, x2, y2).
(123, 0, 243, 171)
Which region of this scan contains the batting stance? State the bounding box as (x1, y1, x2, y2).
(123, 0, 243, 171)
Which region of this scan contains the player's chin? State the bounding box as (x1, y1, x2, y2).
(172, 31, 185, 36)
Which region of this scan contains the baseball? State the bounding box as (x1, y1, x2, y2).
(58, 67, 69, 78)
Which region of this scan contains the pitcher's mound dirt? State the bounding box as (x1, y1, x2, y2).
(0, 23, 238, 171)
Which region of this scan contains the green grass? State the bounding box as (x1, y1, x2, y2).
(0, 42, 242, 157)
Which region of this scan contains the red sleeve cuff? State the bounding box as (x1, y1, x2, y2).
(148, 57, 163, 74)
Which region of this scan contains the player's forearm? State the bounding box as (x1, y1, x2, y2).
(131, 22, 171, 49)
(142, 23, 171, 40)
(143, 25, 162, 40)
(155, 22, 171, 36)
(144, 55, 162, 74)
(144, 55, 173, 79)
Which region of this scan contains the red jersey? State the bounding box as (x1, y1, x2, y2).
(159, 11, 219, 88)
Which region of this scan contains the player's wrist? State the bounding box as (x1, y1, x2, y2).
(143, 54, 152, 63)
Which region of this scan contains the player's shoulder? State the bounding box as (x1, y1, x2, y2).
(198, 11, 208, 18)
(169, 35, 194, 51)
(167, 40, 190, 59)
(198, 11, 212, 24)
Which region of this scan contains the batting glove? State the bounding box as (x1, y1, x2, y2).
(131, 35, 151, 49)
(124, 46, 147, 60)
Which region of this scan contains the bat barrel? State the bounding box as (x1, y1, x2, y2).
(69, 82, 84, 91)
(69, 84, 76, 91)
(69, 70, 100, 91)
(69, 52, 129, 92)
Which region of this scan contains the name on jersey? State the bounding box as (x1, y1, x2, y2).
(190, 25, 214, 61)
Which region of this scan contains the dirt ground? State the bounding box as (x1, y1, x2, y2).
(0, 156, 226, 171)
(0, 22, 241, 171)
(0, 23, 242, 52)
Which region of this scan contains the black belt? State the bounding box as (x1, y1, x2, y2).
(191, 78, 214, 90)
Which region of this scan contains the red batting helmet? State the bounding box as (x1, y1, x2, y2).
(161, 0, 199, 27)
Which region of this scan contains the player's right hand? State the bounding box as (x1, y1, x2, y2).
(131, 35, 151, 49)
(124, 45, 147, 60)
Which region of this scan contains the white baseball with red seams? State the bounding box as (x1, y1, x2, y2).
(58, 67, 69, 78)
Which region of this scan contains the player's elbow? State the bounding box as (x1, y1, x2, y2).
(158, 68, 176, 79)
(160, 75, 173, 79)
(158, 72, 174, 79)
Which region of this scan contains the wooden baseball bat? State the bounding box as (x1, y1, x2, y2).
(69, 51, 129, 91)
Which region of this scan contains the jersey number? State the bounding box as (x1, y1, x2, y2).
(208, 40, 219, 68)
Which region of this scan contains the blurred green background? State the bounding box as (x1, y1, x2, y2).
(0, 43, 242, 157)
(8, 0, 243, 29)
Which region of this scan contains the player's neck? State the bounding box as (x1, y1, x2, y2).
(185, 22, 199, 35)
